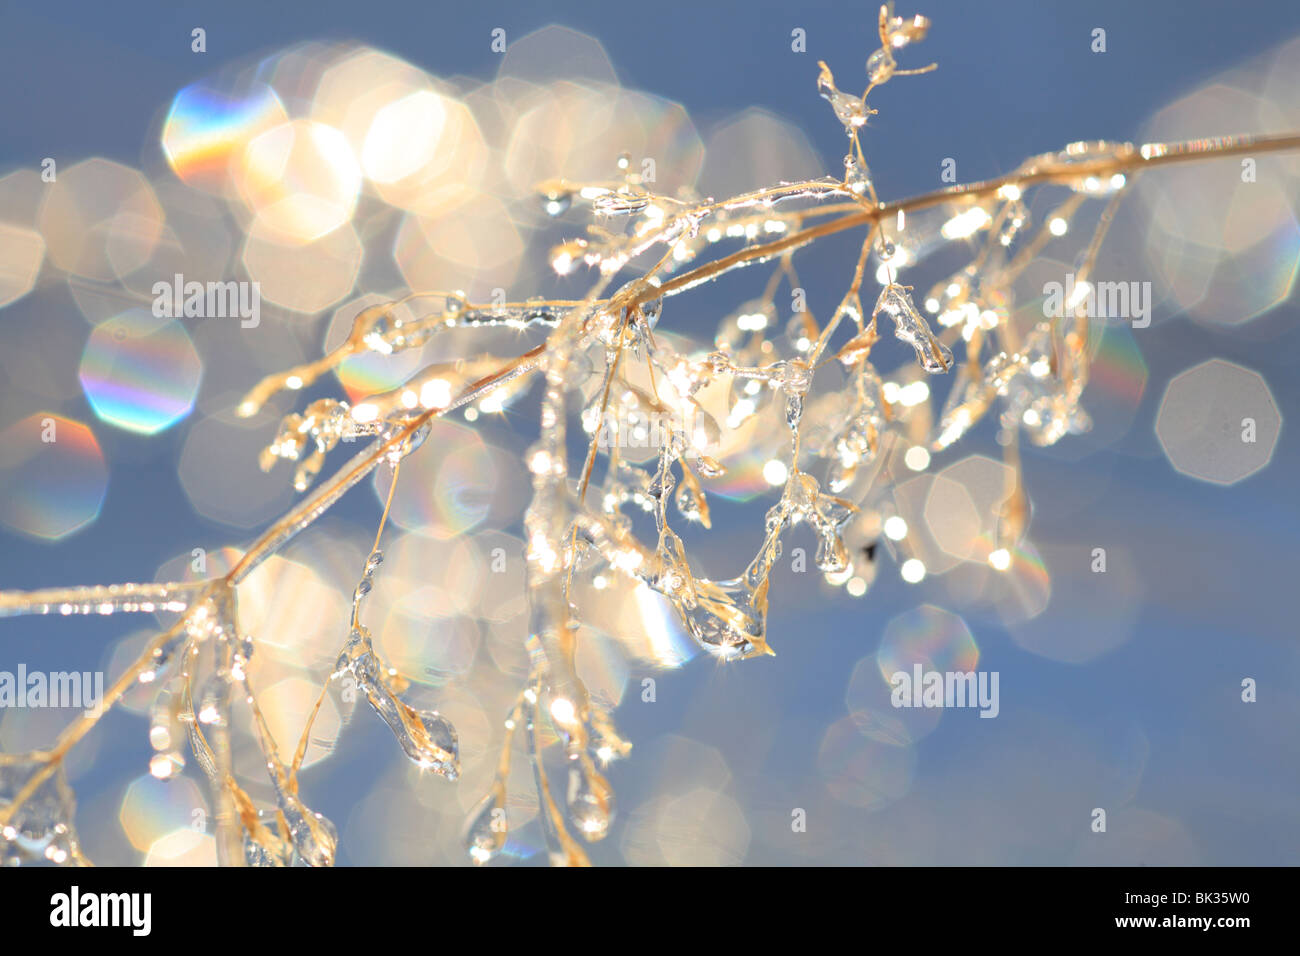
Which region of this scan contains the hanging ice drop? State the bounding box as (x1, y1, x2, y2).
(566, 763, 614, 841)
(463, 787, 509, 865)
(874, 284, 953, 373)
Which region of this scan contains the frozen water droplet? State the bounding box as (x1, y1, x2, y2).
(380, 417, 432, 464)
(771, 359, 812, 395)
(655, 529, 698, 607)
(694, 454, 726, 479)
(816, 533, 850, 574)
(647, 461, 676, 501)
(786, 393, 804, 428)
(365, 550, 383, 574)
(844, 154, 872, 196)
(243, 837, 285, 867)
(679, 577, 769, 659)
(0, 763, 83, 865)
(641, 296, 663, 329)
(463, 789, 508, 865)
(567, 764, 614, 841)
(818, 62, 871, 131)
(243, 809, 292, 867)
(334, 628, 459, 777)
(867, 48, 895, 85)
(874, 285, 953, 373)
(361, 661, 459, 775)
(335, 626, 365, 673)
(407, 709, 460, 776)
(675, 482, 704, 523)
(275, 789, 337, 867)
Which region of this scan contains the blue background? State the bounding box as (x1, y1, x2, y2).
(1, 0, 1298, 865)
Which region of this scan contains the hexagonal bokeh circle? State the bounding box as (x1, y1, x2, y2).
(0, 412, 108, 540)
(78, 309, 202, 435)
(1155, 359, 1281, 485)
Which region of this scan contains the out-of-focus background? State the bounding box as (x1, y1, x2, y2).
(1, 0, 1298, 865)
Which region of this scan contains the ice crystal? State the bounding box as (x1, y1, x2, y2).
(0, 3, 1296, 868)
